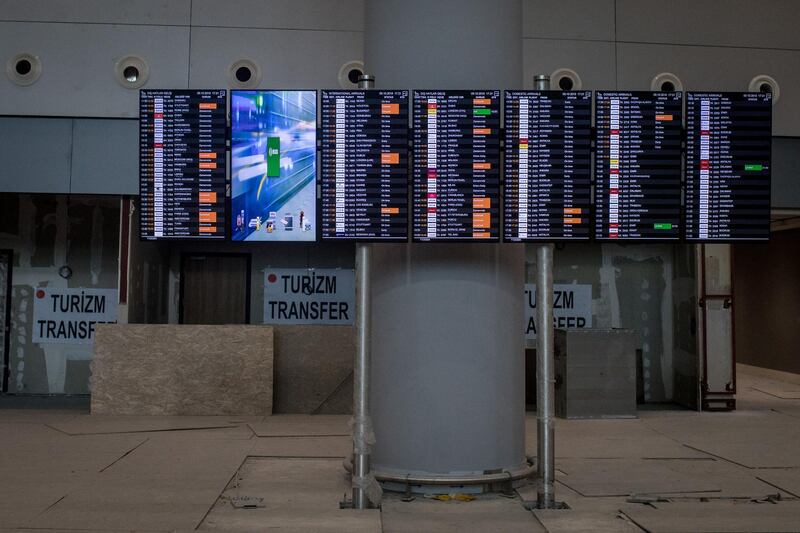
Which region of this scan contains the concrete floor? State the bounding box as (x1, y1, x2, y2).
(2, 364, 800, 532)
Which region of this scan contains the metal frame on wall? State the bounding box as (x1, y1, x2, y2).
(1, 249, 13, 393)
(699, 244, 737, 411)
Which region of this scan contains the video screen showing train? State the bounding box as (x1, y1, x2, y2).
(231, 90, 318, 242)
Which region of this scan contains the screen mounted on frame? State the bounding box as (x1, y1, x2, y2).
(231, 90, 318, 242)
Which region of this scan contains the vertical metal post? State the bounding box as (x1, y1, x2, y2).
(533, 73, 556, 508)
(352, 73, 375, 510)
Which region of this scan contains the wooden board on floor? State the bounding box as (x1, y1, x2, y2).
(554, 458, 777, 498)
(250, 436, 351, 458)
(200, 457, 381, 532)
(525, 415, 708, 460)
(48, 415, 243, 435)
(751, 387, 800, 399)
(757, 469, 800, 498)
(248, 415, 350, 437)
(620, 501, 800, 532)
(28, 438, 253, 531)
(639, 410, 800, 468)
(0, 409, 81, 424)
(533, 509, 643, 533)
(382, 493, 544, 533)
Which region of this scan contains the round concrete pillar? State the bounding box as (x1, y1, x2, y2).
(364, 0, 526, 481)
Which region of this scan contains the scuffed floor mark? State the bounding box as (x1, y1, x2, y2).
(98, 437, 150, 473)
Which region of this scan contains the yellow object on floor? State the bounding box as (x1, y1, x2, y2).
(424, 493, 476, 502)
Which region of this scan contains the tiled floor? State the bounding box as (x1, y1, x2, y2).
(1, 364, 800, 531)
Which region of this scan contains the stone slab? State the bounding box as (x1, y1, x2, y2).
(91, 324, 273, 416)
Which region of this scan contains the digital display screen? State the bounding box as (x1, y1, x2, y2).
(139, 89, 227, 240)
(684, 92, 772, 242)
(320, 90, 409, 241)
(231, 90, 317, 242)
(594, 91, 683, 240)
(504, 90, 592, 242)
(412, 90, 501, 242)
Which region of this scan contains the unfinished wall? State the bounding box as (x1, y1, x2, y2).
(734, 229, 800, 375)
(164, 242, 356, 413)
(527, 243, 698, 404)
(125, 199, 170, 324)
(163, 241, 355, 325)
(0, 193, 119, 394)
(121, 224, 356, 412)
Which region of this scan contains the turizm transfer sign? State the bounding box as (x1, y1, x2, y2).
(33, 288, 118, 344)
(263, 268, 355, 325)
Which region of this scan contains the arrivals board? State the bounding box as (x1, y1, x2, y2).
(320, 90, 409, 241)
(412, 90, 501, 241)
(139, 89, 227, 240)
(594, 91, 683, 240)
(684, 92, 772, 242)
(503, 90, 592, 241)
(231, 90, 318, 242)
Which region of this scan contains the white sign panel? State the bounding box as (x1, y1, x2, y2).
(264, 268, 355, 325)
(525, 284, 592, 340)
(33, 288, 118, 344)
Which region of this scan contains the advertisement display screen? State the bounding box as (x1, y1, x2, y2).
(231, 90, 318, 242)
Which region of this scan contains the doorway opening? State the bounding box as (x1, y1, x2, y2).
(179, 253, 251, 325)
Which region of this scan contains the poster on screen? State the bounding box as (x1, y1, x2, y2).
(33, 288, 118, 344)
(263, 268, 355, 325)
(525, 284, 592, 340)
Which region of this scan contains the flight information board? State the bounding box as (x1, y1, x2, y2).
(320, 90, 409, 241)
(684, 92, 772, 242)
(139, 89, 227, 240)
(412, 90, 501, 241)
(504, 90, 592, 241)
(594, 91, 683, 240)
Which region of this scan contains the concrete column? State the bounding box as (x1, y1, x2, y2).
(364, 0, 526, 480)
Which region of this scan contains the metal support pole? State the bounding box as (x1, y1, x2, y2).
(533, 73, 556, 509)
(352, 73, 375, 510)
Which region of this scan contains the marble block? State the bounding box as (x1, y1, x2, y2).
(91, 324, 273, 416)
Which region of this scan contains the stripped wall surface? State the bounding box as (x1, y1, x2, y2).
(125, 202, 170, 325)
(0, 193, 119, 394)
(527, 243, 698, 404)
(734, 229, 800, 375)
